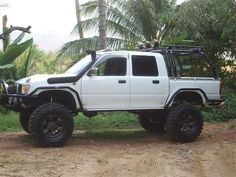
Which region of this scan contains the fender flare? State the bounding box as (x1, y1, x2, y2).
(165, 89, 208, 108)
(29, 87, 83, 111)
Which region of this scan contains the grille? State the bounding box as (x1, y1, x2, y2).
(8, 84, 17, 94)
(16, 84, 22, 94)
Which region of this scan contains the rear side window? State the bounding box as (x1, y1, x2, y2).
(174, 53, 214, 77)
(132, 55, 158, 76)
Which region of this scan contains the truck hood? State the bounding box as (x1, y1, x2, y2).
(16, 74, 77, 84)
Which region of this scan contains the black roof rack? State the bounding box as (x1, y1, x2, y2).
(139, 45, 204, 53)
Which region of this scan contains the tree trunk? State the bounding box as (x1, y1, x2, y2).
(75, 0, 84, 39)
(98, 0, 107, 50)
(2, 15, 9, 52)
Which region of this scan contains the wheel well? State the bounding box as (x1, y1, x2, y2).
(38, 90, 77, 112)
(172, 91, 204, 105)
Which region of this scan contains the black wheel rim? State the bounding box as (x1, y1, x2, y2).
(41, 114, 65, 137)
(177, 112, 198, 135)
(148, 117, 161, 125)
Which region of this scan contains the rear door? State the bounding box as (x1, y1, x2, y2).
(130, 54, 169, 109)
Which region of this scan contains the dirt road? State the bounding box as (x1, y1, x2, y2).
(0, 120, 235, 177)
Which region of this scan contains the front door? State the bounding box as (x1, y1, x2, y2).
(81, 54, 130, 110)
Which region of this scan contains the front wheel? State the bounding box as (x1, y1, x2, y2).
(28, 103, 74, 147)
(166, 105, 203, 142)
(19, 111, 32, 133)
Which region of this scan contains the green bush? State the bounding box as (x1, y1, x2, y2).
(202, 89, 236, 122)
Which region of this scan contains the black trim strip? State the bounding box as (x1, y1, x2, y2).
(29, 87, 83, 111)
(168, 50, 178, 77)
(207, 99, 224, 106)
(1, 94, 37, 99)
(47, 59, 97, 84)
(200, 52, 218, 78)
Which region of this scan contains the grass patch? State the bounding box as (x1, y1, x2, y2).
(74, 112, 139, 130)
(0, 111, 140, 132)
(0, 112, 21, 132)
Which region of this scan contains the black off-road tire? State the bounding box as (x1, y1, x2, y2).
(166, 105, 203, 142)
(138, 112, 165, 133)
(28, 103, 74, 147)
(19, 111, 32, 133)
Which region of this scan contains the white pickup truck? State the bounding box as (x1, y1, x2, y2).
(0, 46, 223, 146)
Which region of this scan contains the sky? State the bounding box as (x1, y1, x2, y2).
(0, 0, 185, 52)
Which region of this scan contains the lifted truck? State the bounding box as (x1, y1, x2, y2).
(0, 46, 223, 146)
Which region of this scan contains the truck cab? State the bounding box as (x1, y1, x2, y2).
(80, 51, 169, 110)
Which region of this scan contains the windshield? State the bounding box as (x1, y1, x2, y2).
(65, 55, 92, 74)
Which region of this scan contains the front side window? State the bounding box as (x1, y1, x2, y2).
(174, 53, 214, 77)
(96, 57, 127, 76)
(132, 55, 158, 76)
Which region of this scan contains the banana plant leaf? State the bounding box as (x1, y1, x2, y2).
(0, 38, 33, 66)
(0, 64, 14, 70)
(13, 32, 26, 44)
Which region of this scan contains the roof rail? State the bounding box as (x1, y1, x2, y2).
(138, 45, 204, 53)
(166, 45, 204, 51)
(98, 48, 113, 52)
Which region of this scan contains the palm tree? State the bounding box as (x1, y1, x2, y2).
(75, 0, 84, 39)
(59, 0, 174, 58)
(2, 15, 9, 52)
(98, 0, 107, 49)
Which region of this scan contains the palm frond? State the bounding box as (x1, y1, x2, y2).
(106, 37, 126, 49)
(58, 37, 99, 59)
(71, 18, 99, 36)
(58, 36, 130, 59)
(107, 20, 143, 42)
(62, 0, 177, 60)
(127, 0, 157, 40)
(80, 0, 98, 17)
(106, 5, 143, 39)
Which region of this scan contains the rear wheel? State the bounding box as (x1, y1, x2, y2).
(28, 103, 74, 147)
(166, 105, 203, 142)
(138, 111, 165, 133)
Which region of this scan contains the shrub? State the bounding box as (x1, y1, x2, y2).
(202, 89, 236, 122)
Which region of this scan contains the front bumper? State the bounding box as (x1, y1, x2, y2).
(0, 80, 37, 111)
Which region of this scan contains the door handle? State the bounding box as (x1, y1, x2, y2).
(118, 80, 126, 84)
(152, 80, 160, 84)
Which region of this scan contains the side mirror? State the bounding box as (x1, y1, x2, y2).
(87, 67, 98, 76)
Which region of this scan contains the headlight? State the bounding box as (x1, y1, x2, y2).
(22, 85, 30, 94)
